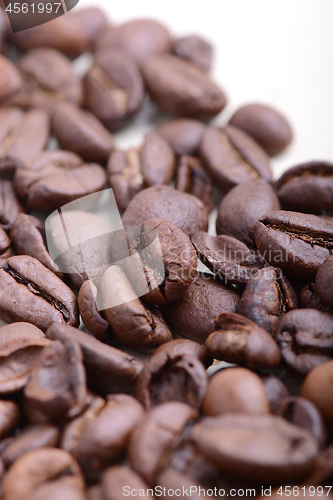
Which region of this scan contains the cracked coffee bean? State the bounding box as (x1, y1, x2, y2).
(175, 155, 214, 212)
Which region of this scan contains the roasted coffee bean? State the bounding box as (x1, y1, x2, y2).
(276, 309, 333, 375)
(78, 280, 110, 342)
(128, 402, 198, 485)
(274, 396, 327, 448)
(101, 466, 154, 500)
(2, 447, 85, 500)
(0, 401, 20, 439)
(202, 367, 270, 417)
(300, 282, 333, 314)
(254, 211, 333, 279)
(149, 338, 213, 368)
(0, 227, 11, 258)
(229, 103, 293, 156)
(10, 214, 62, 277)
(95, 19, 172, 65)
(101, 265, 172, 351)
(238, 267, 298, 336)
(0, 107, 50, 164)
(73, 7, 108, 48)
(173, 35, 213, 72)
(205, 312, 280, 369)
(301, 359, 333, 426)
(25, 483, 87, 500)
(191, 413, 318, 484)
(192, 232, 265, 284)
(156, 469, 206, 500)
(24, 339, 87, 423)
(0, 55, 22, 105)
(216, 180, 280, 247)
(157, 118, 206, 156)
(199, 125, 272, 192)
(46, 323, 144, 394)
(175, 155, 214, 212)
(84, 48, 144, 129)
(257, 372, 290, 413)
(315, 255, 333, 308)
(161, 273, 240, 344)
(61, 394, 144, 477)
(23, 149, 83, 171)
(1, 424, 60, 468)
(0, 255, 79, 331)
(142, 54, 226, 118)
(127, 218, 197, 305)
(122, 185, 209, 238)
(11, 16, 89, 58)
(15, 48, 83, 113)
(0, 322, 50, 394)
(134, 350, 208, 410)
(14, 163, 107, 213)
(0, 180, 25, 232)
(52, 103, 114, 163)
(276, 161, 333, 214)
(303, 443, 333, 487)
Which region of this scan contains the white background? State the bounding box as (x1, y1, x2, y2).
(77, 0, 333, 179)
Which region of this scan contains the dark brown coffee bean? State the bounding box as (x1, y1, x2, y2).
(276, 309, 333, 375)
(101, 265, 172, 352)
(0, 180, 25, 232)
(128, 402, 198, 485)
(199, 125, 272, 192)
(14, 163, 107, 213)
(161, 273, 240, 344)
(78, 280, 110, 342)
(73, 7, 108, 48)
(11, 16, 89, 59)
(45, 323, 144, 394)
(276, 161, 333, 214)
(0, 55, 22, 105)
(142, 54, 226, 118)
(10, 214, 62, 277)
(257, 372, 290, 413)
(192, 232, 266, 284)
(127, 218, 197, 305)
(102, 466, 154, 500)
(84, 48, 144, 129)
(15, 48, 83, 113)
(274, 396, 327, 448)
(61, 394, 144, 477)
(175, 155, 214, 212)
(229, 103, 293, 156)
(23, 150, 83, 171)
(0, 255, 79, 331)
(1, 424, 60, 468)
(254, 211, 333, 279)
(24, 340, 87, 423)
(157, 118, 206, 156)
(122, 185, 209, 238)
(191, 413, 318, 484)
(0, 227, 11, 258)
(216, 180, 280, 247)
(2, 447, 85, 500)
(0, 322, 50, 394)
(202, 367, 270, 417)
(25, 483, 87, 500)
(95, 19, 172, 65)
(52, 103, 114, 163)
(238, 267, 298, 336)
(315, 255, 333, 308)
(88, 484, 103, 500)
(205, 312, 280, 369)
(0, 401, 20, 439)
(134, 350, 208, 410)
(174, 35, 213, 72)
(300, 282, 333, 314)
(149, 338, 213, 368)
(301, 360, 333, 426)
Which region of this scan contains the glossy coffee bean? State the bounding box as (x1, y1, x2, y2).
(157, 118, 206, 156)
(78, 280, 110, 342)
(0, 55, 22, 105)
(73, 7, 108, 48)
(229, 103, 293, 156)
(150, 338, 213, 368)
(238, 267, 298, 336)
(175, 155, 214, 212)
(173, 35, 213, 72)
(142, 54, 227, 118)
(122, 185, 209, 238)
(254, 211, 333, 279)
(300, 282, 333, 314)
(276, 309, 333, 375)
(199, 125, 272, 192)
(216, 180, 280, 248)
(202, 367, 270, 416)
(161, 272, 240, 344)
(315, 255, 333, 308)
(0, 401, 20, 439)
(301, 359, 333, 426)
(205, 312, 280, 369)
(0, 256, 79, 331)
(52, 103, 114, 163)
(257, 372, 290, 413)
(276, 161, 333, 214)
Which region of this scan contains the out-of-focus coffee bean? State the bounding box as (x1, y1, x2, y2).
(0, 227, 11, 258)
(0, 55, 22, 105)
(0, 180, 25, 232)
(257, 372, 290, 413)
(23, 150, 83, 171)
(157, 119, 206, 156)
(25, 483, 88, 500)
(102, 466, 154, 500)
(202, 367, 270, 417)
(0, 401, 20, 439)
(301, 359, 333, 426)
(174, 35, 213, 72)
(175, 155, 214, 212)
(229, 103, 293, 156)
(315, 255, 333, 309)
(73, 7, 108, 48)
(142, 54, 226, 118)
(78, 280, 110, 342)
(300, 282, 333, 314)
(149, 338, 213, 368)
